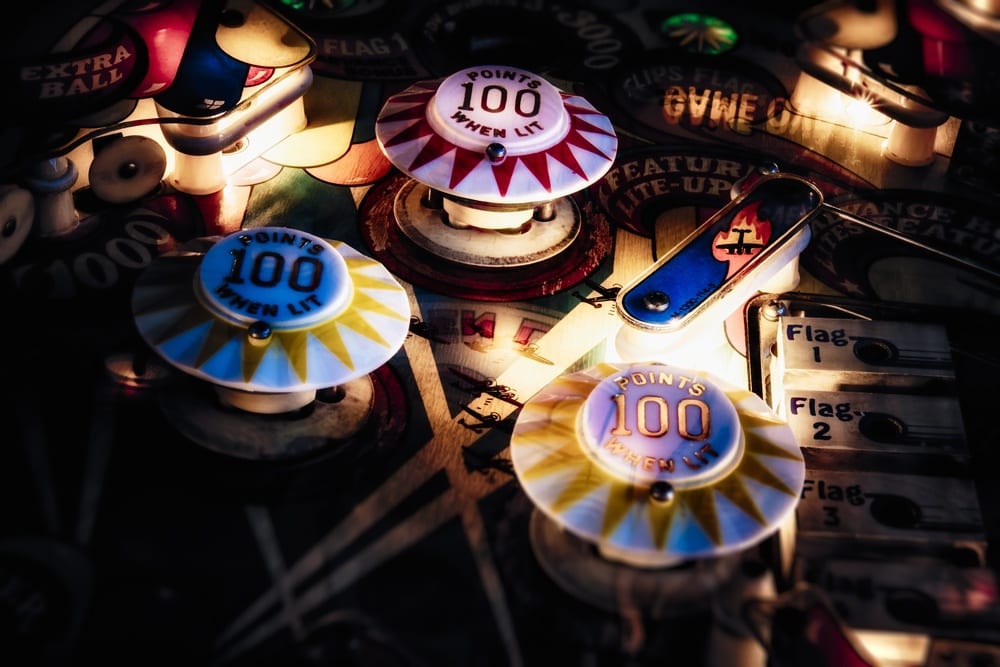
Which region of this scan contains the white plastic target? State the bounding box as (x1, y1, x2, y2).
(89, 135, 166, 204)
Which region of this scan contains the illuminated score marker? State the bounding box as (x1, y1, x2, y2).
(375, 64, 617, 232)
(509, 361, 805, 568)
(132, 226, 410, 415)
(196, 227, 353, 331)
(578, 366, 743, 489)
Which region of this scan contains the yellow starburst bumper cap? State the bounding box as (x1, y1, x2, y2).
(132, 226, 410, 397)
(510, 361, 805, 567)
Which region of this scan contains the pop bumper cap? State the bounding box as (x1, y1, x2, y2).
(375, 65, 618, 206)
(132, 227, 410, 401)
(510, 362, 805, 567)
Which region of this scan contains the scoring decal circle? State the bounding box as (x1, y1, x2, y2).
(196, 227, 352, 331)
(426, 65, 569, 155)
(578, 364, 743, 488)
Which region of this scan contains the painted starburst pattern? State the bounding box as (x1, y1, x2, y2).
(375, 79, 618, 205)
(132, 237, 410, 393)
(662, 13, 739, 55)
(510, 362, 804, 561)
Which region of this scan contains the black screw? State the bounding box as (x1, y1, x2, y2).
(643, 290, 670, 312)
(248, 321, 272, 341)
(118, 161, 140, 180)
(486, 142, 507, 165)
(650, 481, 675, 503)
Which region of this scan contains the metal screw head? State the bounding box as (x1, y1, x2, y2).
(248, 321, 272, 341)
(761, 300, 788, 322)
(650, 481, 675, 503)
(486, 142, 507, 165)
(119, 161, 140, 180)
(757, 160, 780, 175)
(643, 290, 670, 312)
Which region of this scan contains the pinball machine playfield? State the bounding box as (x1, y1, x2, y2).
(1, 1, 999, 666)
